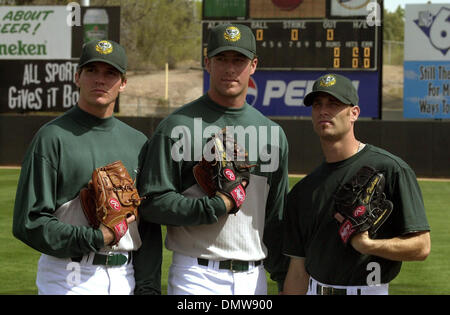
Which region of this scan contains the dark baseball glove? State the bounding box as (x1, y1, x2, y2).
(333, 165, 393, 244)
(193, 129, 256, 214)
(80, 160, 143, 245)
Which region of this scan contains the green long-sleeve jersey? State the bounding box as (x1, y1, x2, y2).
(137, 94, 290, 288)
(12, 105, 150, 258)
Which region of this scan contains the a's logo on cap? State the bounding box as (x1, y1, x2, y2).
(319, 74, 337, 87)
(96, 40, 113, 55)
(224, 26, 241, 42)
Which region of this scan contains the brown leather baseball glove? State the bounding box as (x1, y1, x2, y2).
(80, 160, 143, 245)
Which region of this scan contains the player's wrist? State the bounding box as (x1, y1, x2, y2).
(350, 231, 376, 255)
(100, 224, 115, 246)
(216, 191, 235, 213)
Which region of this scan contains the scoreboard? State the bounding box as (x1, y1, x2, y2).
(201, 0, 383, 118)
(202, 20, 379, 70)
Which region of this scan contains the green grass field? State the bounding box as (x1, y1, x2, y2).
(1, 169, 449, 295)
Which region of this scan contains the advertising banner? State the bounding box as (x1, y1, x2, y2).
(0, 5, 120, 113)
(0, 60, 79, 112)
(203, 70, 380, 118)
(403, 4, 450, 119)
(0, 6, 71, 60)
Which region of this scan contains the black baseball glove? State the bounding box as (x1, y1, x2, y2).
(193, 129, 256, 214)
(333, 165, 393, 244)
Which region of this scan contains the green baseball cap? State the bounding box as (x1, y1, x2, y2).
(78, 39, 127, 73)
(207, 24, 256, 60)
(303, 73, 359, 106)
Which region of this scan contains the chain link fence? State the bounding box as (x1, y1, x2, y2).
(382, 40, 404, 117)
(383, 40, 404, 65)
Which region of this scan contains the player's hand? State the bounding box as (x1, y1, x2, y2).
(216, 179, 249, 214)
(100, 215, 136, 246)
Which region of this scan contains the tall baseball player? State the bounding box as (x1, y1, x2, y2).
(283, 73, 431, 295)
(12, 40, 161, 295)
(134, 24, 289, 295)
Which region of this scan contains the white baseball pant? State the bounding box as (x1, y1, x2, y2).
(36, 252, 134, 295)
(168, 252, 267, 295)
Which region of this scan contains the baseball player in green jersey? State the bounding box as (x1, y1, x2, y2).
(12, 40, 161, 295)
(135, 24, 289, 295)
(283, 73, 431, 295)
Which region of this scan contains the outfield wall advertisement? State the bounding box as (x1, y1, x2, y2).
(0, 7, 71, 60)
(0, 5, 120, 113)
(203, 70, 380, 118)
(404, 4, 450, 119)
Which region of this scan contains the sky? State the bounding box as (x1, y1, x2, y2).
(383, 0, 444, 12)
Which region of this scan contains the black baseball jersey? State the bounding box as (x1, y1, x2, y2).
(283, 144, 430, 286)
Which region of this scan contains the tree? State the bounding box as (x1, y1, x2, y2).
(383, 6, 405, 42)
(133, 0, 201, 69)
(84, 0, 201, 70)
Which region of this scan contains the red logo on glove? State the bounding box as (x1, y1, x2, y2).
(109, 198, 121, 211)
(231, 185, 246, 208)
(224, 168, 236, 181)
(353, 205, 366, 217)
(339, 220, 354, 243)
(114, 220, 128, 240)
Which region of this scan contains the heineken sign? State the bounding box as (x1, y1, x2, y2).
(0, 5, 120, 113)
(0, 7, 71, 59)
(0, 41, 48, 57)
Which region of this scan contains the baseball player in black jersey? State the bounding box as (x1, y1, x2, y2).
(283, 73, 431, 295)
